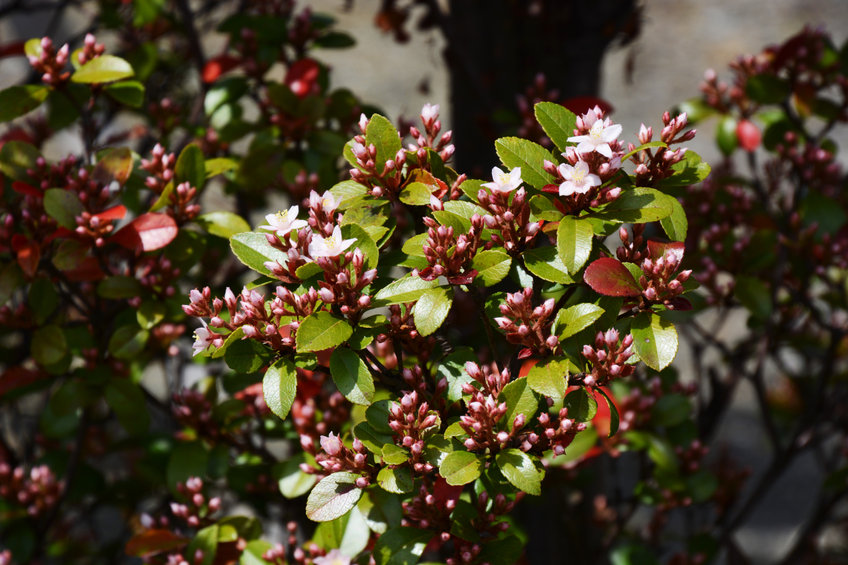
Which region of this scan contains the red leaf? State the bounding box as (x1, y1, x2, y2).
(12, 237, 40, 278)
(63, 257, 105, 282)
(94, 204, 127, 222)
(11, 181, 41, 198)
(0, 366, 49, 396)
(0, 128, 34, 152)
(202, 54, 241, 84)
(112, 213, 178, 252)
(583, 257, 641, 297)
(285, 58, 321, 98)
(666, 297, 692, 311)
(562, 96, 614, 116)
(646, 240, 685, 263)
(125, 529, 188, 558)
(736, 119, 762, 152)
(0, 41, 25, 58)
(432, 477, 463, 506)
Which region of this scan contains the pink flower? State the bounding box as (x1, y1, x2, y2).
(421, 103, 440, 123)
(309, 190, 339, 214)
(258, 206, 307, 236)
(313, 550, 350, 565)
(319, 432, 342, 456)
(481, 166, 523, 193)
(568, 113, 622, 158)
(192, 321, 215, 356)
(308, 225, 356, 258)
(557, 161, 601, 196)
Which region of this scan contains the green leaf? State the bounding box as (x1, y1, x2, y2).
(436, 347, 477, 403)
(495, 448, 544, 495)
(412, 287, 453, 337)
(381, 444, 410, 465)
(166, 441, 209, 491)
(27, 277, 58, 324)
(500, 378, 538, 430)
(187, 525, 217, 565)
(717, 115, 738, 156)
(593, 187, 674, 224)
(373, 527, 433, 565)
(276, 454, 317, 498)
(525, 358, 570, 399)
(399, 182, 433, 205)
(354, 421, 393, 455)
(264, 357, 298, 420)
(374, 274, 439, 305)
(224, 339, 267, 373)
(196, 212, 250, 239)
(377, 466, 413, 494)
(97, 275, 143, 299)
(745, 74, 791, 104)
(651, 394, 691, 427)
(175, 144, 205, 190)
(313, 506, 370, 557)
(554, 303, 605, 340)
(660, 196, 688, 242)
(620, 140, 668, 162)
(439, 451, 483, 486)
(230, 232, 290, 277)
(564, 388, 598, 422)
(105, 379, 150, 436)
(43, 188, 84, 229)
(0, 140, 40, 181)
(205, 157, 238, 178)
(108, 325, 149, 359)
(522, 246, 573, 284)
(596, 387, 620, 437)
(529, 194, 563, 221)
(306, 472, 362, 522)
(557, 217, 594, 275)
(534, 101, 577, 152)
(342, 223, 379, 269)
(104, 80, 145, 107)
(471, 249, 511, 287)
(296, 312, 353, 352)
(401, 233, 429, 258)
(494, 137, 556, 190)
(32, 325, 67, 366)
(330, 348, 375, 406)
(365, 114, 402, 173)
(631, 312, 678, 371)
(734, 275, 772, 321)
(71, 54, 134, 83)
(0, 85, 49, 122)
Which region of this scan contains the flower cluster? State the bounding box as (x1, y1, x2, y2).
(478, 167, 542, 254)
(415, 215, 486, 284)
(494, 288, 558, 358)
(388, 391, 439, 473)
(0, 462, 64, 518)
(581, 329, 635, 386)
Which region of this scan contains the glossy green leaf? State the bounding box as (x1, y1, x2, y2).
(377, 466, 413, 494)
(71, 54, 134, 83)
(43, 188, 84, 229)
(196, 212, 250, 239)
(0, 85, 49, 122)
(230, 232, 290, 277)
(412, 287, 453, 337)
(330, 348, 375, 406)
(523, 246, 574, 284)
(373, 527, 433, 565)
(660, 196, 688, 242)
(529, 194, 563, 221)
(104, 80, 145, 107)
(175, 144, 205, 190)
(27, 277, 58, 325)
(495, 448, 544, 495)
(472, 249, 511, 287)
(439, 451, 483, 486)
(296, 312, 352, 352)
(374, 274, 439, 305)
(341, 223, 379, 269)
(365, 114, 401, 173)
(108, 325, 149, 359)
(554, 303, 605, 340)
(500, 377, 538, 430)
(277, 454, 317, 499)
(399, 182, 433, 205)
(593, 187, 674, 224)
(306, 472, 362, 522)
(525, 358, 570, 399)
(564, 388, 597, 422)
(224, 339, 267, 373)
(631, 312, 678, 371)
(557, 216, 594, 275)
(381, 444, 409, 466)
(436, 347, 478, 403)
(745, 74, 791, 104)
(264, 357, 297, 420)
(534, 101, 577, 152)
(495, 136, 556, 189)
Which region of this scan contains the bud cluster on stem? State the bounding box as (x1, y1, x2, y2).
(582, 329, 636, 387)
(494, 288, 558, 358)
(415, 214, 487, 284)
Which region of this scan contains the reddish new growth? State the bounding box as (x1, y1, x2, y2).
(0, 462, 64, 517)
(478, 186, 541, 255)
(388, 391, 439, 473)
(581, 329, 635, 387)
(27, 37, 70, 86)
(415, 214, 486, 284)
(307, 433, 373, 487)
(375, 304, 436, 367)
(629, 112, 696, 187)
(639, 241, 692, 310)
(494, 288, 558, 358)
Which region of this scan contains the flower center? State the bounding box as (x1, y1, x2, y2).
(325, 236, 337, 248)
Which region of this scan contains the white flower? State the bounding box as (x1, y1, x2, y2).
(481, 166, 523, 193)
(258, 206, 307, 236)
(309, 190, 339, 214)
(421, 103, 440, 122)
(313, 550, 350, 565)
(557, 161, 601, 196)
(192, 321, 215, 356)
(308, 225, 356, 258)
(568, 114, 622, 158)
